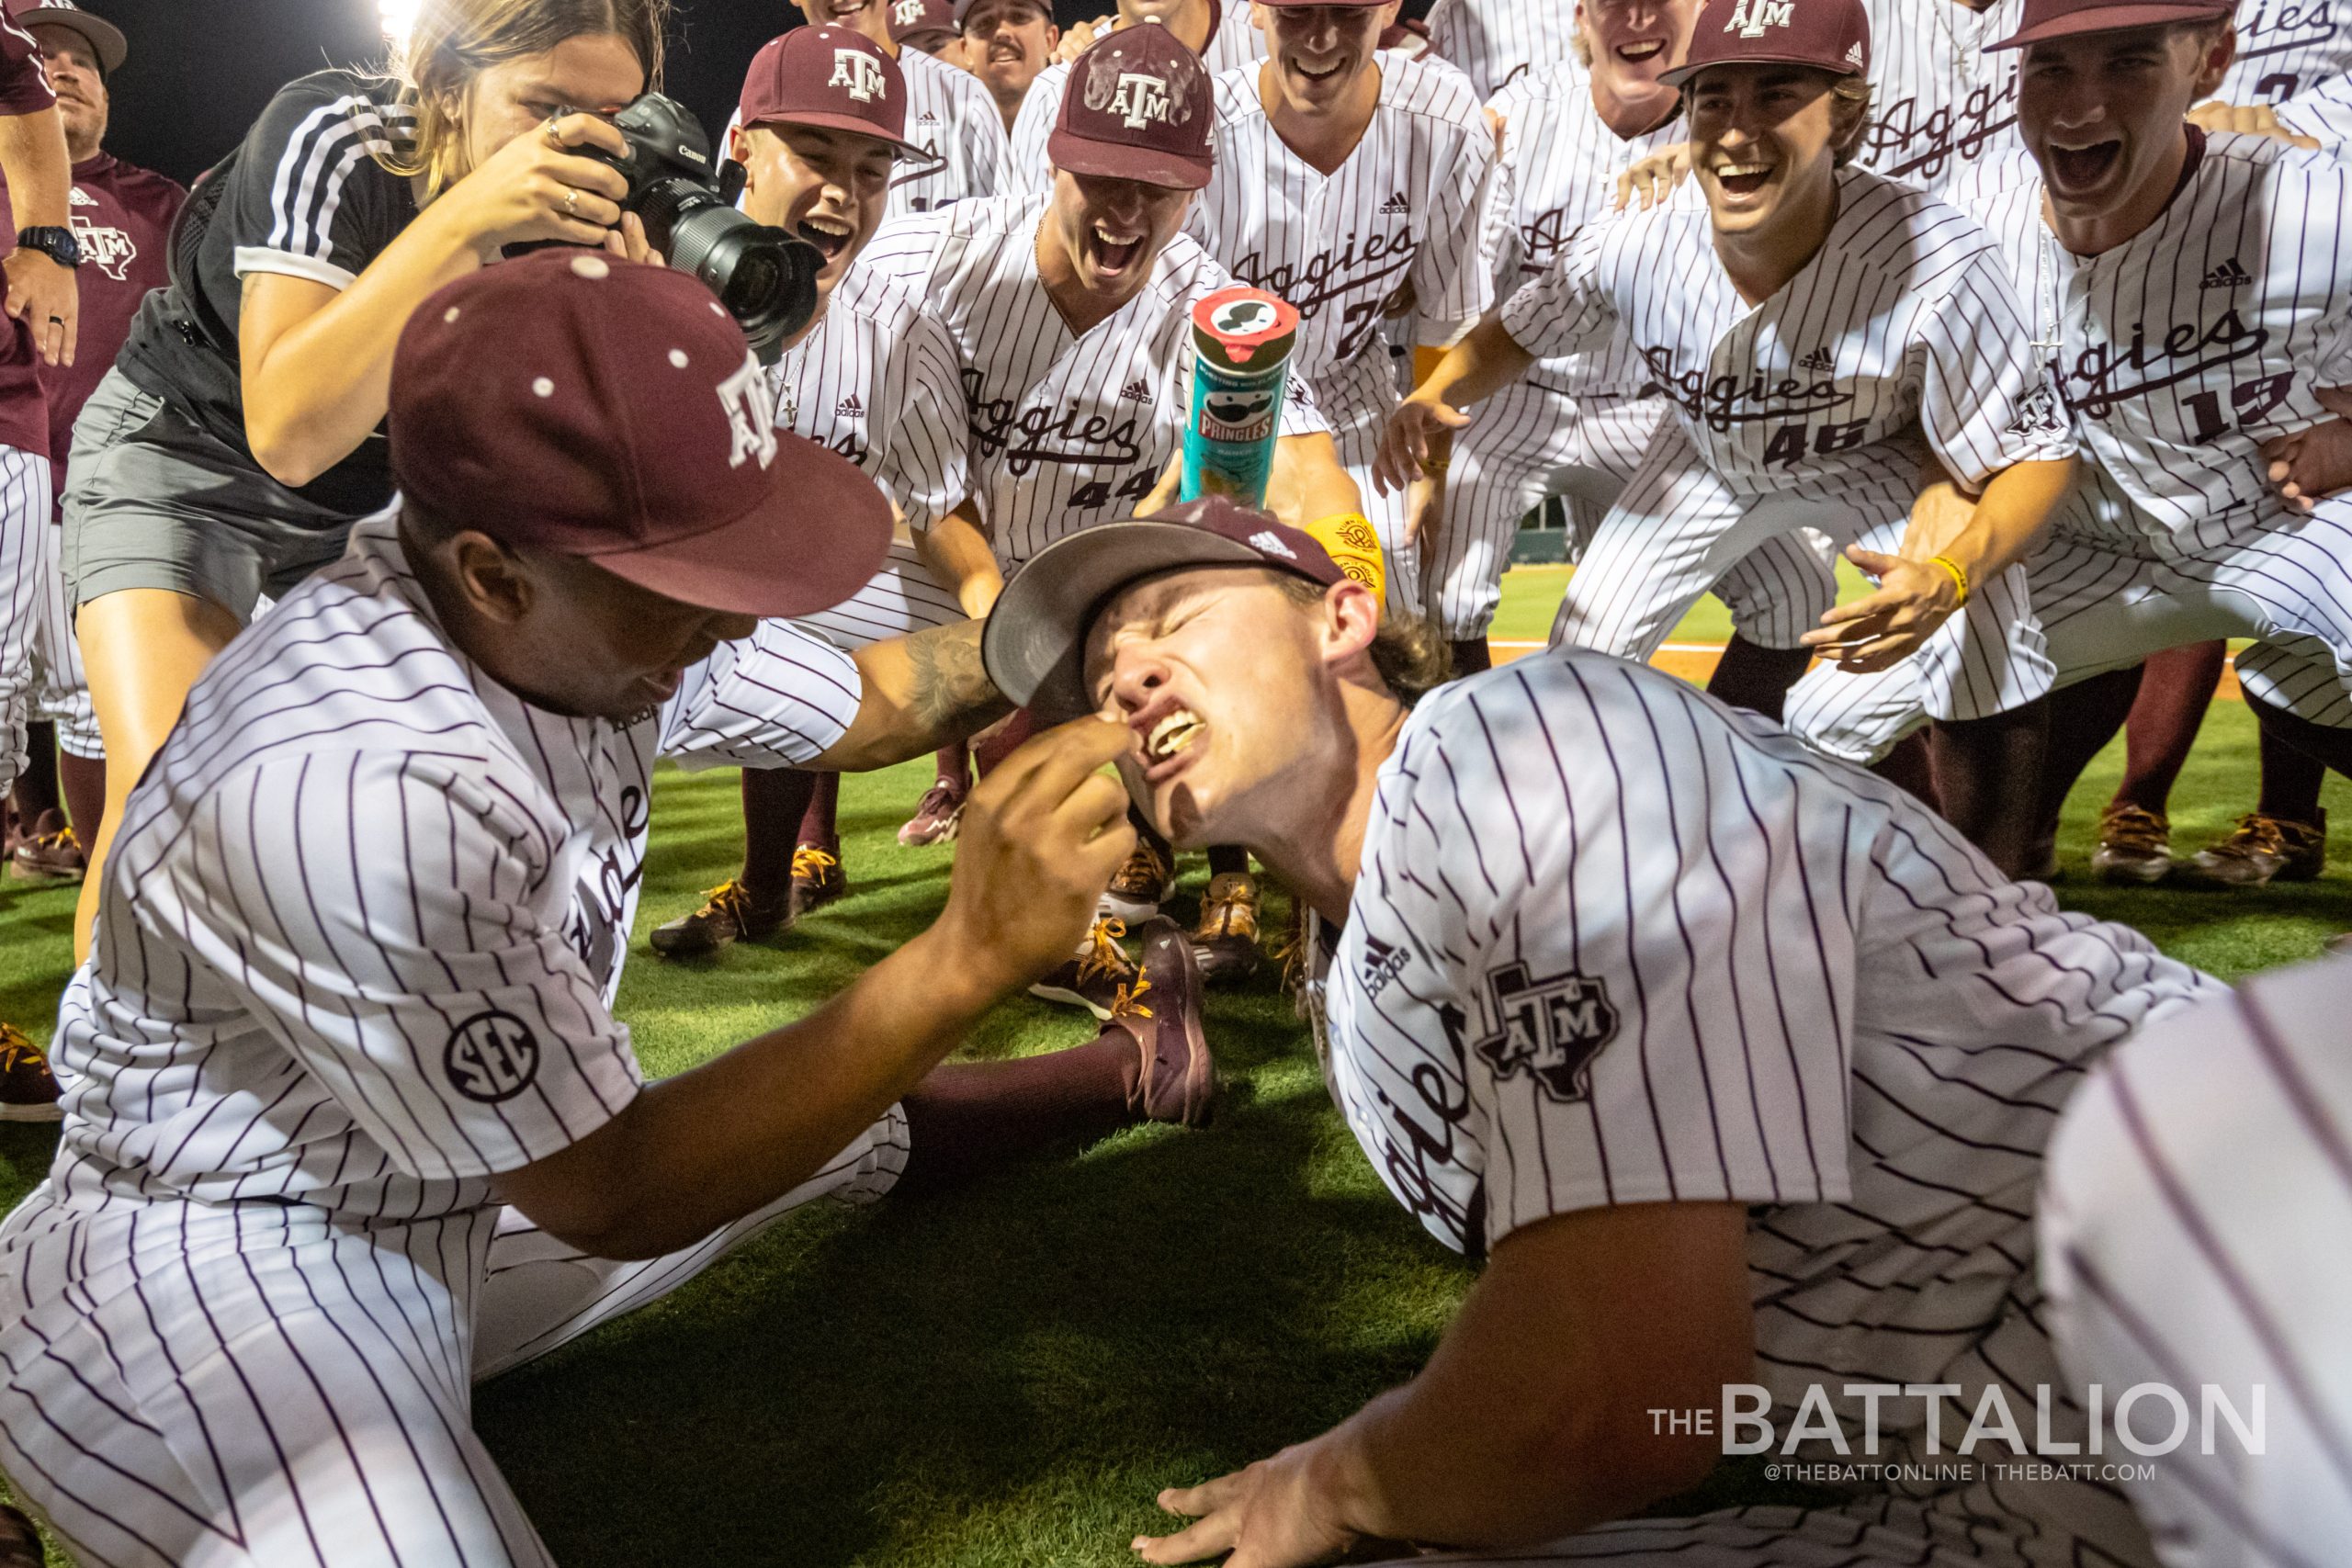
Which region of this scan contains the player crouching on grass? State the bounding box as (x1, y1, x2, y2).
(0, 254, 1218, 1568)
(1377, 0, 2078, 879)
(984, 495, 2221, 1568)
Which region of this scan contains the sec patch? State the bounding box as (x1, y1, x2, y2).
(445, 1010, 542, 1104)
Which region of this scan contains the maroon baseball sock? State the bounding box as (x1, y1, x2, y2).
(1704, 634, 1814, 725)
(797, 770, 842, 852)
(1871, 730, 1939, 808)
(59, 751, 105, 847)
(1930, 697, 2050, 877)
(2032, 664, 2144, 834)
(2111, 641, 2226, 816)
(1206, 844, 1250, 879)
(972, 708, 1038, 778)
(1449, 637, 1491, 677)
(2250, 701, 2333, 825)
(894, 1038, 1141, 1195)
(739, 767, 820, 901)
(9, 722, 58, 823)
(933, 743, 970, 792)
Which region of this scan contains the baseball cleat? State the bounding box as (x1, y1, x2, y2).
(790, 844, 847, 916)
(0, 1023, 63, 1123)
(0, 1500, 46, 1568)
(2178, 810, 2326, 888)
(2088, 804, 2171, 885)
(1030, 916, 1136, 1020)
(1108, 917, 1216, 1126)
(898, 781, 966, 846)
(9, 811, 86, 886)
(1189, 870, 1262, 986)
(649, 878, 793, 957)
(1099, 836, 1173, 924)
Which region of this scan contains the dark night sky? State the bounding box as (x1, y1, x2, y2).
(81, 0, 1426, 188)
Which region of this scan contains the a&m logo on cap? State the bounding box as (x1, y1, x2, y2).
(1110, 71, 1173, 128)
(830, 48, 888, 103)
(718, 355, 781, 470)
(1724, 0, 1793, 34)
(892, 0, 927, 23)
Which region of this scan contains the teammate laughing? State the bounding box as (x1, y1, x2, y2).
(984, 494, 2216, 1568)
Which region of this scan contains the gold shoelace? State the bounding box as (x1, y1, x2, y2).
(0, 1023, 43, 1073)
(698, 879, 754, 919)
(2221, 814, 2288, 859)
(1076, 917, 1133, 985)
(792, 847, 841, 878)
(1109, 972, 1155, 1021)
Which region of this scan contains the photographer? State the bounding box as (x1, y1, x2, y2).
(58, 0, 663, 958)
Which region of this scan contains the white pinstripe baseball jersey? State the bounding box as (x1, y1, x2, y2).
(34, 512, 861, 1224)
(856, 193, 1327, 565)
(2269, 66, 2352, 143)
(1504, 165, 2075, 501)
(1001, 5, 1266, 194)
(1950, 130, 2352, 541)
(1855, 0, 2028, 194)
(2219, 0, 2352, 130)
(1187, 55, 1496, 391)
(1423, 0, 1581, 98)
(2043, 954, 2352, 1568)
(1329, 652, 2216, 1565)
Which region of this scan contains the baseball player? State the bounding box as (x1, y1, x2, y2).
(1423, 0, 1837, 710)
(1781, 3, 2352, 825)
(1423, 0, 1582, 97)
(1385, 0, 2079, 874)
(888, 0, 964, 59)
(2042, 952, 2352, 1567)
(0, 253, 1219, 1568)
(3, 2, 181, 890)
(766, 0, 1005, 214)
(1001, 0, 1266, 196)
(981, 495, 2216, 1568)
(0, 3, 79, 1120)
(960, 0, 1061, 132)
(2203, 0, 2352, 145)
(862, 25, 1363, 977)
(653, 26, 974, 957)
(1184, 0, 1497, 619)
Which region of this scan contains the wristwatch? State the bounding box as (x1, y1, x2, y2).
(15, 226, 82, 268)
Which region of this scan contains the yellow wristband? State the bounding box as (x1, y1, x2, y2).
(1928, 554, 1970, 609)
(1302, 511, 1385, 607)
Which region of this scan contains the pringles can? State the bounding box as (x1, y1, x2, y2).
(1182, 288, 1301, 508)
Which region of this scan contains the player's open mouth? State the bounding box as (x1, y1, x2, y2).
(1145, 708, 1205, 762)
(1293, 55, 1346, 84)
(1090, 220, 1146, 277)
(1615, 38, 1666, 62)
(826, 0, 873, 16)
(797, 216, 854, 264)
(2046, 139, 2122, 191)
(1712, 161, 1774, 198)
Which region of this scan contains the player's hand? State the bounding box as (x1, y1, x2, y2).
(931, 716, 1136, 995)
(1133, 1441, 1362, 1568)
(3, 247, 77, 367)
(1483, 104, 1508, 152)
(2188, 99, 2322, 148)
(2259, 420, 2352, 513)
(1402, 471, 1444, 549)
(1613, 141, 1691, 211)
(1800, 545, 1962, 671)
(435, 111, 634, 254)
(1054, 14, 1113, 62)
(1373, 394, 1469, 496)
(602, 211, 657, 267)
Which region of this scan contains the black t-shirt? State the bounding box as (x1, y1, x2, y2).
(117, 70, 419, 517)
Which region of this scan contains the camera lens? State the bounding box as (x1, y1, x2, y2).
(639, 180, 820, 363)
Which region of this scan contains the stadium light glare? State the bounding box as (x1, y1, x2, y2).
(379, 0, 420, 47)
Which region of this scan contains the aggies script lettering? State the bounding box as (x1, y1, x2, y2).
(2057, 308, 2291, 440)
(1864, 73, 2018, 184)
(1637, 344, 1856, 430)
(963, 367, 1146, 476)
(1226, 227, 1416, 359)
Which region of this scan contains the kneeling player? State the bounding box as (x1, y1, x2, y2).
(0, 257, 1216, 1567)
(983, 498, 2217, 1567)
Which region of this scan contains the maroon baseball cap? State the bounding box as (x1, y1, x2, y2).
(8, 0, 126, 73)
(952, 0, 1053, 25)
(391, 251, 891, 620)
(737, 25, 926, 160)
(1985, 0, 2230, 49)
(983, 497, 1346, 717)
(888, 0, 957, 44)
(1659, 0, 1871, 87)
(1049, 24, 1216, 190)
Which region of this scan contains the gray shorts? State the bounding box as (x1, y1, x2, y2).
(60, 367, 361, 618)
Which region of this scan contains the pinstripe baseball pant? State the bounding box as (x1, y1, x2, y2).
(0, 445, 54, 798)
(1426, 388, 1841, 649)
(1786, 496, 2352, 763)
(0, 1111, 907, 1568)
(1550, 421, 2052, 723)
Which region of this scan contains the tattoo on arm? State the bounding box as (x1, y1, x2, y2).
(903, 621, 1006, 732)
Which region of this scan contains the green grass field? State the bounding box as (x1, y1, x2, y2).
(3, 570, 2349, 1565)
